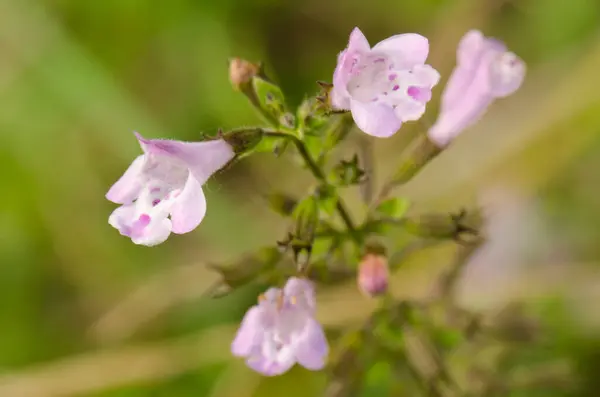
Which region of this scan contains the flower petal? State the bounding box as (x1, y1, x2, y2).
(246, 353, 295, 377)
(330, 85, 351, 110)
(350, 100, 402, 138)
(108, 204, 137, 235)
(411, 64, 441, 87)
(295, 319, 329, 371)
(284, 277, 316, 313)
(135, 132, 234, 185)
(169, 174, 206, 234)
(331, 27, 371, 110)
(394, 98, 427, 122)
(372, 34, 429, 66)
(489, 52, 525, 98)
(347, 27, 370, 52)
(131, 218, 172, 246)
(105, 155, 145, 204)
(456, 30, 486, 65)
(232, 306, 264, 357)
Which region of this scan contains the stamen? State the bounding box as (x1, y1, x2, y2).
(258, 294, 266, 303)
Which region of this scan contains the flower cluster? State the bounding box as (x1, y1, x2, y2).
(104, 27, 525, 378)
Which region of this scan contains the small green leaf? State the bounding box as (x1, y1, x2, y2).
(252, 77, 287, 122)
(375, 197, 410, 218)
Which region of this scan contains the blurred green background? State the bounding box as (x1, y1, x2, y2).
(1, 0, 600, 396)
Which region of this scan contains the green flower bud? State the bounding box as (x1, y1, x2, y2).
(221, 127, 264, 155)
(291, 196, 320, 270)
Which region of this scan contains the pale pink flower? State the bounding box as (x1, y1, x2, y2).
(331, 27, 440, 138)
(428, 30, 526, 147)
(231, 277, 329, 376)
(106, 132, 234, 246)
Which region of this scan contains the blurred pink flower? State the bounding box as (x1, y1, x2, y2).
(106, 132, 234, 246)
(331, 27, 440, 138)
(357, 253, 389, 297)
(428, 30, 525, 147)
(232, 277, 329, 376)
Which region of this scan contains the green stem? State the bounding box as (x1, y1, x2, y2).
(265, 130, 359, 242)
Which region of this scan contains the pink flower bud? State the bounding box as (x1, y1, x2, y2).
(357, 253, 389, 297)
(228, 58, 260, 90)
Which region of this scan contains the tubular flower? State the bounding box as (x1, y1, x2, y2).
(428, 30, 526, 147)
(106, 132, 234, 246)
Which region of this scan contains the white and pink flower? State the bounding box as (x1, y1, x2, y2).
(106, 132, 234, 246)
(331, 27, 440, 138)
(232, 277, 329, 376)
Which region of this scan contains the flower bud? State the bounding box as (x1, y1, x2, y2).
(228, 57, 288, 126)
(291, 196, 320, 270)
(357, 244, 389, 297)
(221, 127, 264, 155)
(228, 58, 261, 91)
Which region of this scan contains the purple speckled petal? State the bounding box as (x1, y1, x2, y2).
(350, 100, 401, 138)
(169, 174, 206, 234)
(134, 132, 234, 185)
(295, 319, 329, 371)
(108, 204, 172, 246)
(232, 307, 264, 357)
(372, 33, 429, 66)
(131, 217, 172, 246)
(105, 155, 145, 204)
